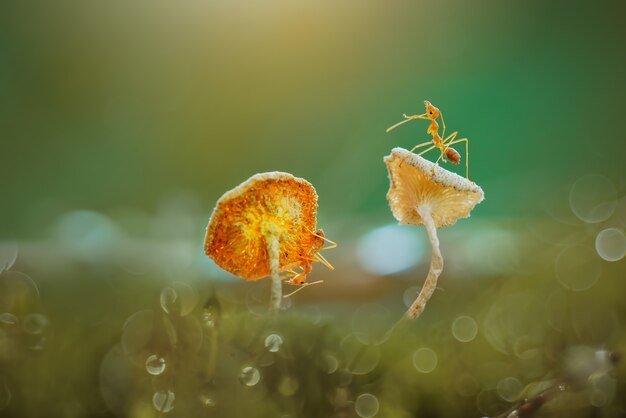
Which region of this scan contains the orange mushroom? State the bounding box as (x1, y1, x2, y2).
(204, 172, 334, 311)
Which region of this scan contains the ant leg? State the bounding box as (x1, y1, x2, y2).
(441, 131, 458, 146)
(386, 114, 428, 133)
(439, 112, 447, 139)
(409, 141, 435, 153)
(446, 138, 469, 179)
(417, 145, 437, 157)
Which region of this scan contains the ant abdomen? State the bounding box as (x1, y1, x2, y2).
(445, 148, 461, 164)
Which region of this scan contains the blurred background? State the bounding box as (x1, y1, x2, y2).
(1, 1, 625, 417)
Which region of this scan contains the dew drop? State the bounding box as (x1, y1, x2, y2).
(451, 315, 478, 342)
(264, 334, 284, 353)
(355, 393, 380, 418)
(0, 313, 18, 326)
(22, 313, 48, 335)
(239, 366, 261, 386)
(413, 347, 437, 373)
(160, 287, 178, 315)
(152, 389, 175, 413)
(595, 228, 626, 262)
(198, 392, 216, 407)
(145, 354, 167, 376)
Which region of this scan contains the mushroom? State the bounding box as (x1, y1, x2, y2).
(204, 172, 332, 311)
(384, 148, 484, 319)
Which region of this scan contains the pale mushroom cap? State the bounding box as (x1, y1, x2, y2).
(385, 148, 484, 228)
(204, 172, 319, 280)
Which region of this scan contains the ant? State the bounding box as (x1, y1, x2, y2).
(387, 101, 470, 179)
(283, 229, 336, 298)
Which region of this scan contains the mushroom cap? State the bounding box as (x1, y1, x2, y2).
(385, 148, 484, 228)
(204, 172, 319, 281)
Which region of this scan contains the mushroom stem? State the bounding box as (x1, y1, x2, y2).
(267, 234, 282, 312)
(406, 204, 443, 320)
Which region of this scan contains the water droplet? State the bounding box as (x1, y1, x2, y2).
(496, 377, 523, 402)
(22, 313, 48, 335)
(555, 245, 601, 291)
(595, 228, 626, 262)
(452, 315, 478, 342)
(0, 313, 18, 326)
(413, 347, 437, 373)
(239, 366, 261, 386)
(145, 354, 167, 375)
(152, 389, 175, 413)
(355, 393, 380, 418)
(264, 334, 284, 353)
(0, 383, 10, 411)
(160, 287, 178, 315)
(569, 175, 617, 223)
(198, 392, 216, 407)
(277, 376, 299, 396)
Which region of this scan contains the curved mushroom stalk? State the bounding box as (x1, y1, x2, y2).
(384, 148, 484, 320)
(407, 204, 443, 320)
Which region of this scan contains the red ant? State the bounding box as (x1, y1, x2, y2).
(387, 101, 470, 179)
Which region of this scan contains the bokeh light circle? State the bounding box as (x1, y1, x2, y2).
(451, 315, 478, 342)
(357, 225, 423, 275)
(413, 348, 437, 373)
(496, 377, 523, 402)
(152, 390, 175, 413)
(264, 334, 284, 353)
(355, 393, 380, 418)
(239, 366, 261, 386)
(0, 241, 18, 272)
(145, 354, 167, 375)
(595, 228, 626, 261)
(569, 175, 617, 223)
(555, 245, 602, 291)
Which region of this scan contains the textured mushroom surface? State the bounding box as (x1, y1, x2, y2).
(204, 172, 318, 280)
(385, 148, 484, 228)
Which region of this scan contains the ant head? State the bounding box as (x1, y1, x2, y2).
(424, 101, 440, 119)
